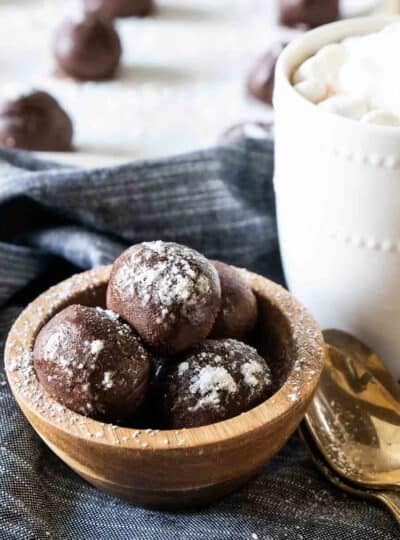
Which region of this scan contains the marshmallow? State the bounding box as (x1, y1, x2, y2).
(293, 22, 400, 125)
(293, 57, 319, 85)
(293, 43, 344, 86)
(294, 79, 328, 104)
(361, 110, 400, 126)
(318, 96, 368, 120)
(314, 43, 344, 85)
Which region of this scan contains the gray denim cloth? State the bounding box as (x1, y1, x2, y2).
(0, 141, 397, 540)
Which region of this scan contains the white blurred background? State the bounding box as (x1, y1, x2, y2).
(0, 0, 395, 165)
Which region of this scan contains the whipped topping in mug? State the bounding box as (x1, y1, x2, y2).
(292, 22, 400, 126)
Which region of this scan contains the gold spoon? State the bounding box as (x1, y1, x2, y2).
(324, 329, 400, 401)
(305, 330, 400, 491)
(299, 422, 400, 525)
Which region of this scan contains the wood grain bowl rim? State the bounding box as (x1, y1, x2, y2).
(5, 265, 325, 453)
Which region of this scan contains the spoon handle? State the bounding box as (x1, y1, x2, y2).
(376, 491, 400, 525)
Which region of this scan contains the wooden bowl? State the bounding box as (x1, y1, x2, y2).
(5, 266, 325, 509)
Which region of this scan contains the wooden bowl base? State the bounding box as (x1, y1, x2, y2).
(81, 470, 258, 510)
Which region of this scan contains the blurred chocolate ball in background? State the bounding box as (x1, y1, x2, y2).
(84, 0, 155, 18)
(247, 42, 287, 106)
(53, 13, 122, 81)
(0, 90, 73, 151)
(279, 0, 339, 29)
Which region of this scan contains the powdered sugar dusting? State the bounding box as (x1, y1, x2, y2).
(90, 340, 104, 355)
(96, 307, 119, 322)
(102, 371, 114, 390)
(241, 359, 270, 388)
(115, 242, 217, 325)
(44, 330, 67, 361)
(7, 351, 34, 377)
(189, 365, 237, 412)
(178, 361, 189, 376)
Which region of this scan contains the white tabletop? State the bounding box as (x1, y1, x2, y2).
(0, 0, 386, 168)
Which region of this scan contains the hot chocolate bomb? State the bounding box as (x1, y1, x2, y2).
(53, 14, 122, 81)
(279, 0, 339, 29)
(0, 91, 73, 151)
(247, 42, 287, 106)
(160, 339, 273, 429)
(33, 305, 151, 421)
(84, 0, 155, 18)
(107, 242, 221, 355)
(210, 261, 257, 340)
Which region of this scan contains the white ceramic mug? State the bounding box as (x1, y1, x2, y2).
(274, 16, 400, 382)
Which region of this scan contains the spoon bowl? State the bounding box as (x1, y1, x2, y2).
(306, 331, 400, 491)
(324, 329, 400, 400)
(299, 423, 400, 525)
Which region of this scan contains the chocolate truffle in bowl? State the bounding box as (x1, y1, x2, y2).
(107, 241, 221, 355)
(247, 42, 287, 106)
(279, 0, 339, 29)
(210, 261, 258, 340)
(0, 90, 73, 151)
(159, 339, 273, 429)
(33, 305, 151, 422)
(84, 0, 155, 18)
(53, 13, 122, 81)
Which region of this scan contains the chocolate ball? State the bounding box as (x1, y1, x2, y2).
(247, 42, 287, 106)
(210, 261, 257, 340)
(107, 241, 221, 356)
(84, 0, 155, 18)
(159, 339, 273, 428)
(279, 0, 339, 28)
(33, 305, 151, 421)
(0, 90, 73, 152)
(53, 14, 122, 81)
(218, 121, 273, 145)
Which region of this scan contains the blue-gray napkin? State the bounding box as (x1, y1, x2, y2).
(0, 140, 397, 540)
